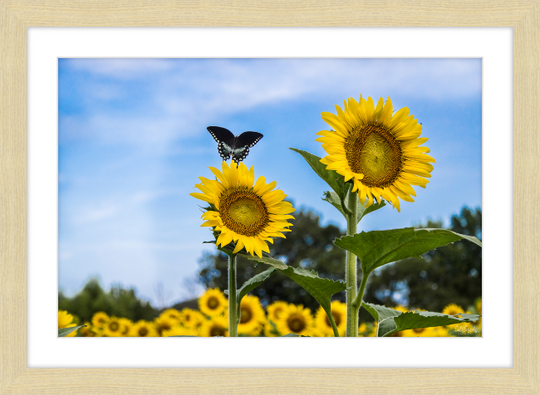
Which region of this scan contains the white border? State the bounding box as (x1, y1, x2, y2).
(28, 27, 512, 368)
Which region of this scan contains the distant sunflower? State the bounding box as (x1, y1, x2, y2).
(316, 96, 435, 211)
(263, 321, 280, 337)
(159, 309, 182, 325)
(162, 326, 196, 337)
(358, 323, 369, 337)
(275, 305, 314, 336)
(154, 316, 176, 337)
(431, 326, 450, 337)
(129, 320, 158, 337)
(91, 312, 109, 329)
(238, 295, 266, 336)
(58, 310, 78, 337)
(200, 316, 229, 337)
(315, 301, 346, 337)
(58, 311, 74, 329)
(369, 322, 378, 337)
(118, 318, 133, 336)
(442, 303, 464, 317)
(178, 308, 205, 329)
(266, 301, 290, 323)
(79, 323, 96, 337)
(199, 288, 228, 317)
(475, 298, 482, 315)
(394, 305, 409, 313)
(103, 317, 123, 337)
(191, 161, 295, 258)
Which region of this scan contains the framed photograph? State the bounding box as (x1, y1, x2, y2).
(2, 1, 538, 393)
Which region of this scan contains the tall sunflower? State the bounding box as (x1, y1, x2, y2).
(191, 161, 295, 258)
(238, 295, 266, 336)
(316, 96, 435, 211)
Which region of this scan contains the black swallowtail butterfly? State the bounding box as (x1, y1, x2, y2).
(207, 126, 263, 163)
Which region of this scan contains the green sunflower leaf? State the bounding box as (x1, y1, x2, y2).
(335, 227, 482, 275)
(242, 254, 288, 270)
(362, 302, 481, 337)
(282, 333, 311, 337)
(322, 191, 347, 218)
(58, 324, 86, 337)
(290, 148, 347, 199)
(243, 253, 346, 336)
(236, 267, 276, 320)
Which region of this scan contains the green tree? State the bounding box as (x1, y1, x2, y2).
(363, 207, 482, 312)
(198, 208, 346, 310)
(58, 279, 156, 323)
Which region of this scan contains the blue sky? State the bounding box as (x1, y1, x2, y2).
(58, 58, 481, 307)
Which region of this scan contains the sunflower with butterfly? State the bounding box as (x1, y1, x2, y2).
(191, 95, 482, 337)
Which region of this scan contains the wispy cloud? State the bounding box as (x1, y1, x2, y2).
(60, 59, 481, 146)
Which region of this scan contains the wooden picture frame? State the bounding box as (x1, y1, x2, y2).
(1, 1, 538, 393)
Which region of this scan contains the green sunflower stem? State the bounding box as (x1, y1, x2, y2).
(227, 251, 239, 337)
(345, 189, 359, 337)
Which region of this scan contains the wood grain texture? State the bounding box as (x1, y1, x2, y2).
(1, 0, 539, 394)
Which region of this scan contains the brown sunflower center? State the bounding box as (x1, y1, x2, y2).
(240, 307, 253, 324)
(325, 311, 342, 327)
(207, 296, 220, 310)
(210, 325, 226, 337)
(345, 123, 402, 188)
(138, 327, 149, 336)
(109, 322, 119, 332)
(287, 314, 306, 333)
(219, 188, 269, 236)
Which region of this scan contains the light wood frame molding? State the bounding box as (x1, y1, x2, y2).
(1, 1, 538, 393)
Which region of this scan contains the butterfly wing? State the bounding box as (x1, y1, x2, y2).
(207, 126, 235, 161)
(231, 131, 263, 163)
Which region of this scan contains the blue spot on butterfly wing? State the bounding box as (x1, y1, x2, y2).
(218, 141, 233, 161)
(232, 146, 249, 163)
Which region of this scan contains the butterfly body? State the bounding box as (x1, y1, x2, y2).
(207, 126, 263, 163)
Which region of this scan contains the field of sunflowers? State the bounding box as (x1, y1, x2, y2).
(59, 288, 482, 337)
